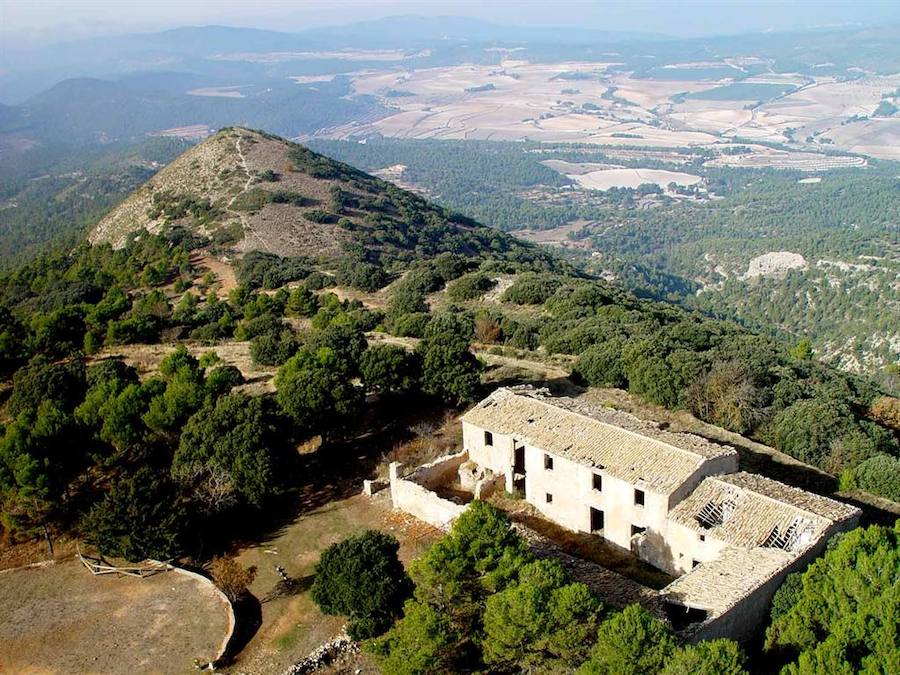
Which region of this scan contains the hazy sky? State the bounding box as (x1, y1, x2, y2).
(3, 0, 900, 45)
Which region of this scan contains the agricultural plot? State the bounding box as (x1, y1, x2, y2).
(685, 82, 798, 101)
(325, 62, 894, 163)
(336, 62, 719, 147)
(705, 148, 867, 171)
(542, 160, 702, 190)
(820, 117, 900, 161)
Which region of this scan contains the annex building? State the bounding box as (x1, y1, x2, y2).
(386, 387, 861, 642)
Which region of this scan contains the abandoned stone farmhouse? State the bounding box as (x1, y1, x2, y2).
(386, 387, 861, 642)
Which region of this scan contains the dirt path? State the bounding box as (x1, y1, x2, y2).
(226, 132, 274, 253)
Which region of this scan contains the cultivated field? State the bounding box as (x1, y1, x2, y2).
(150, 125, 213, 140)
(0, 560, 231, 674)
(705, 147, 868, 170)
(315, 61, 897, 162)
(543, 160, 702, 190)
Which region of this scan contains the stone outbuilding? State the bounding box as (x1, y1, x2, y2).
(460, 387, 739, 554)
(387, 386, 862, 643)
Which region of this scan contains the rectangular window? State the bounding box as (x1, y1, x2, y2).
(631, 525, 646, 537)
(590, 507, 605, 532)
(592, 472, 602, 492)
(699, 533, 706, 542)
(546, 493, 553, 504)
(484, 430, 493, 446)
(544, 454, 554, 470)
(634, 489, 645, 507)
(692, 559, 700, 569)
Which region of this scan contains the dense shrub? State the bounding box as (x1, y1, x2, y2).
(238, 251, 310, 290)
(502, 272, 563, 305)
(360, 344, 419, 395)
(840, 454, 900, 501)
(573, 339, 627, 388)
(311, 531, 412, 640)
(447, 272, 496, 301)
(335, 257, 387, 291)
(765, 523, 899, 673)
(82, 468, 186, 561)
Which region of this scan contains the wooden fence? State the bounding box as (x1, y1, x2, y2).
(76, 543, 172, 578)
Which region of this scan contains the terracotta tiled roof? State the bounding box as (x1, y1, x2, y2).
(668, 472, 860, 550)
(461, 388, 737, 494)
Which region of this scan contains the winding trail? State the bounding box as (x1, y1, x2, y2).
(224, 132, 275, 252)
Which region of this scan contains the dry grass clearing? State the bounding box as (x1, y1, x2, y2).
(0, 560, 230, 674)
(95, 341, 277, 394)
(229, 492, 440, 675)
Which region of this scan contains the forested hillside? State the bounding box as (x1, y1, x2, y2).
(0, 76, 384, 147)
(0, 137, 189, 267)
(310, 138, 900, 382)
(1, 128, 897, 673)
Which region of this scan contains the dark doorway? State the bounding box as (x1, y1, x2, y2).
(663, 601, 708, 631)
(514, 444, 526, 474)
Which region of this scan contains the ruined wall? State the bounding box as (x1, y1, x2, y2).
(406, 450, 468, 489)
(687, 516, 860, 644)
(463, 421, 514, 483)
(662, 520, 730, 575)
(389, 460, 467, 530)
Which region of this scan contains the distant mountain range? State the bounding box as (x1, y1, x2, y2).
(2, 18, 898, 102)
(0, 74, 383, 148)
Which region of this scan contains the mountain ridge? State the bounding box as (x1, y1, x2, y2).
(91, 127, 553, 271)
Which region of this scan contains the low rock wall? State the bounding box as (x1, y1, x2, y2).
(406, 450, 468, 489)
(390, 458, 468, 530)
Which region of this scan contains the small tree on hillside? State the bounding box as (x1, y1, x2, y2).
(660, 639, 748, 675)
(211, 555, 257, 602)
(310, 530, 412, 640)
(482, 559, 601, 670)
(82, 467, 186, 562)
(765, 523, 899, 674)
(416, 314, 481, 405)
(274, 347, 363, 437)
(578, 604, 676, 675)
(360, 344, 420, 395)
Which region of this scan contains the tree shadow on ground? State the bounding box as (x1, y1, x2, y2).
(260, 574, 314, 604)
(213, 393, 453, 556)
(220, 591, 262, 664)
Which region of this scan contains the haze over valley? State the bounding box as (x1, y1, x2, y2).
(1, 4, 898, 674)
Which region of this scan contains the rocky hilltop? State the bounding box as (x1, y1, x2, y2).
(91, 127, 544, 269)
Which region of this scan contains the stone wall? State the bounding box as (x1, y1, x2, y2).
(685, 515, 860, 644)
(406, 450, 468, 489)
(389, 458, 468, 530)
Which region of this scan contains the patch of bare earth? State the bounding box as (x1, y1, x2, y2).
(195, 254, 239, 294)
(0, 559, 230, 674)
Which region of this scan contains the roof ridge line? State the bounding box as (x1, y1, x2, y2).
(711, 473, 848, 522)
(512, 388, 718, 465)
